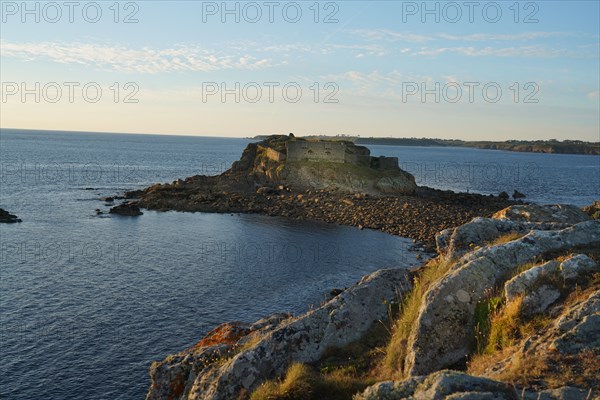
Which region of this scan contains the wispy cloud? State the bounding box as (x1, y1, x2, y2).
(348, 29, 434, 43)
(0, 41, 276, 73)
(413, 45, 588, 58)
(348, 29, 583, 43)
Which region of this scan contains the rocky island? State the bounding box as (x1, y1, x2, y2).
(117, 135, 515, 250)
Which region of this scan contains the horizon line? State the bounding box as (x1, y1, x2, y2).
(1, 127, 598, 144)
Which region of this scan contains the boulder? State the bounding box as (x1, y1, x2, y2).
(355, 371, 591, 400)
(147, 313, 290, 400)
(404, 221, 600, 376)
(147, 268, 412, 400)
(548, 289, 600, 355)
(492, 204, 590, 224)
(512, 190, 526, 200)
(582, 200, 600, 219)
(504, 255, 598, 316)
(436, 216, 571, 261)
(0, 208, 22, 223)
(109, 202, 143, 216)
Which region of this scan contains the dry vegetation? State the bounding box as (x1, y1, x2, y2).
(250, 363, 375, 400)
(469, 284, 600, 391)
(488, 232, 526, 247)
(380, 257, 455, 378)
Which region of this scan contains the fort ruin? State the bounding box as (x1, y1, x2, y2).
(262, 139, 399, 171)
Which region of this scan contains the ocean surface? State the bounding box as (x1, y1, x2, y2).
(0, 129, 598, 400)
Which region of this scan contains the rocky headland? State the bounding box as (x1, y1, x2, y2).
(146, 202, 600, 400)
(115, 135, 515, 250)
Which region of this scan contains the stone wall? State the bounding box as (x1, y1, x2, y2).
(286, 140, 371, 166)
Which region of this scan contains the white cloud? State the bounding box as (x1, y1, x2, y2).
(413, 46, 578, 58)
(0, 41, 276, 73)
(437, 32, 577, 42)
(349, 29, 582, 43)
(348, 29, 434, 43)
(588, 91, 600, 99)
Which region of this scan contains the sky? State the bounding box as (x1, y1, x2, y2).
(1, 1, 599, 140)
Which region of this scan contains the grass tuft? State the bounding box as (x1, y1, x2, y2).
(488, 232, 526, 247)
(250, 362, 374, 400)
(381, 256, 455, 378)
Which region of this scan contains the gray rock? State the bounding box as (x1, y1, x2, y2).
(549, 290, 600, 355)
(492, 204, 590, 224)
(522, 386, 595, 400)
(355, 371, 593, 400)
(504, 255, 599, 317)
(353, 377, 425, 400)
(435, 211, 574, 260)
(405, 221, 600, 376)
(147, 268, 412, 400)
(560, 254, 598, 281)
(355, 370, 514, 400)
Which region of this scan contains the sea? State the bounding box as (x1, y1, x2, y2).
(0, 129, 598, 400)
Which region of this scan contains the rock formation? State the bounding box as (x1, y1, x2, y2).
(109, 202, 143, 216)
(0, 208, 22, 223)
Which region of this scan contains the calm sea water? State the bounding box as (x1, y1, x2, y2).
(0, 130, 420, 400)
(369, 144, 599, 206)
(0, 130, 598, 400)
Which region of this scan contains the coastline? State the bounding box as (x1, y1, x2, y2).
(122, 186, 516, 252)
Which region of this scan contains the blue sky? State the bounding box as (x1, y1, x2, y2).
(1, 1, 599, 140)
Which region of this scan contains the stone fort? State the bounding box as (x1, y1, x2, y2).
(279, 140, 399, 171)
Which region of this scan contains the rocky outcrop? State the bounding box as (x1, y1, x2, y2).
(583, 200, 600, 219)
(0, 208, 22, 223)
(472, 288, 599, 389)
(355, 370, 591, 400)
(492, 204, 590, 224)
(109, 202, 143, 216)
(147, 268, 412, 400)
(405, 219, 600, 376)
(504, 254, 598, 316)
(436, 204, 591, 260)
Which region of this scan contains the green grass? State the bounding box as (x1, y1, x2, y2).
(473, 296, 504, 354)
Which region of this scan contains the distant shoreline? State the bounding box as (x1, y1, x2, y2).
(253, 135, 600, 156)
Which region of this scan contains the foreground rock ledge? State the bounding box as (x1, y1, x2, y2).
(147, 269, 413, 400)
